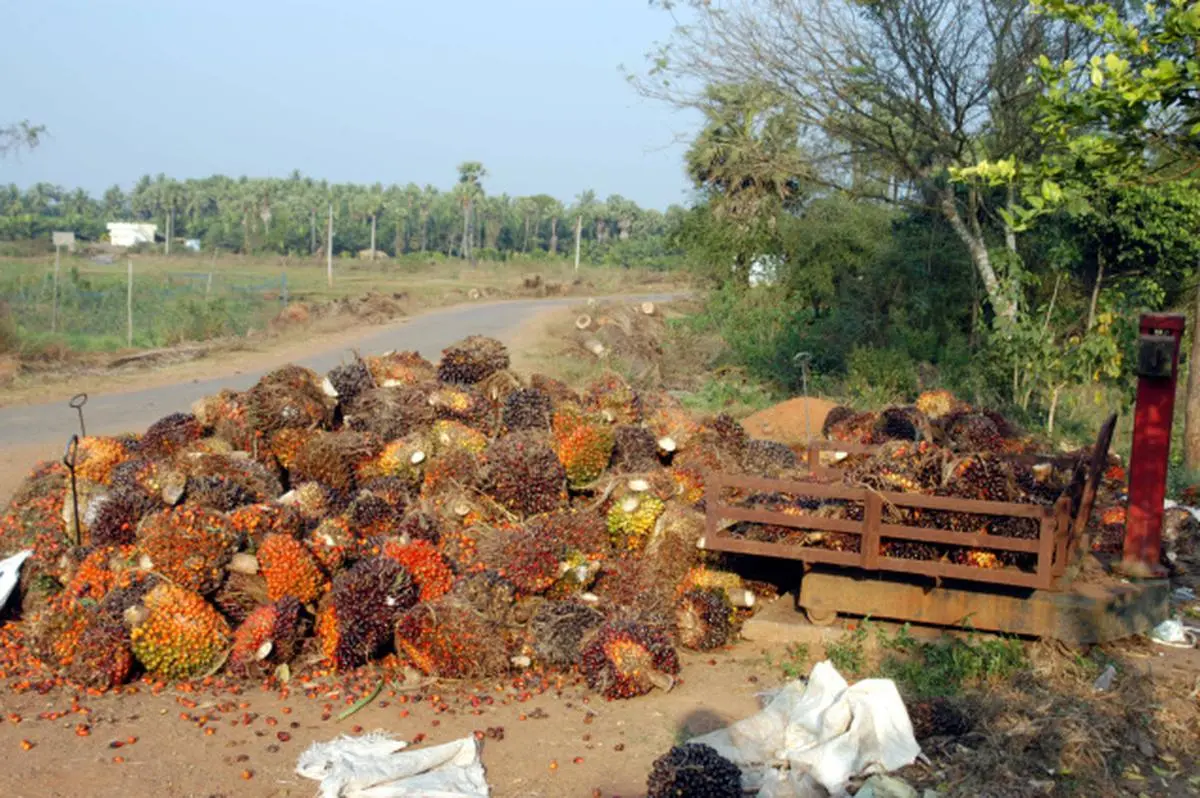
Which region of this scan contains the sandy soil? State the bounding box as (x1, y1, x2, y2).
(740, 397, 841, 445)
(0, 646, 778, 798)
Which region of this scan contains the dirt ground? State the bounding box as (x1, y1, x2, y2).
(0, 646, 777, 798)
(741, 396, 841, 445)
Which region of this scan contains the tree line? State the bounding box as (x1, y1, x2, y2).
(0, 162, 687, 267)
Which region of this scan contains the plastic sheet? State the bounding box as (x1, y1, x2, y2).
(296, 732, 488, 798)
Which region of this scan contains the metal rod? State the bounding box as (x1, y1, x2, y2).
(63, 435, 81, 546)
(68, 393, 88, 437)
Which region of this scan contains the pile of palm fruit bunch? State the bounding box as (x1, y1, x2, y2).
(0, 334, 770, 699)
(722, 391, 1097, 573)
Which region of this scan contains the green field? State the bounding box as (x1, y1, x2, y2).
(0, 252, 681, 355)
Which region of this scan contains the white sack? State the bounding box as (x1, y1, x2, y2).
(691, 660, 921, 797)
(297, 732, 488, 798)
(0, 550, 32, 613)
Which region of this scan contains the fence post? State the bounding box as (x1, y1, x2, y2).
(281, 272, 288, 306)
(205, 272, 213, 302)
(52, 244, 60, 332)
(127, 259, 134, 348)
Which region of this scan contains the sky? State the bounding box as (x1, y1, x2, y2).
(0, 0, 697, 210)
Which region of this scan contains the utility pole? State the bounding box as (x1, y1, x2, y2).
(326, 203, 334, 288)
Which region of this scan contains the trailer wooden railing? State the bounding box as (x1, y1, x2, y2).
(704, 415, 1117, 592)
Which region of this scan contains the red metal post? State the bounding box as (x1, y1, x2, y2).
(1123, 313, 1185, 576)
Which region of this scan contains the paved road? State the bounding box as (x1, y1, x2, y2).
(0, 294, 677, 447)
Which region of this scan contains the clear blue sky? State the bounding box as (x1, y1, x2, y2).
(0, 0, 696, 209)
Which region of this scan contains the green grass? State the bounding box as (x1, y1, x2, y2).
(825, 620, 871, 677)
(876, 624, 1028, 699)
(765, 642, 811, 679)
(0, 253, 683, 355)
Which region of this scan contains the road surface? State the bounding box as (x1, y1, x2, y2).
(0, 293, 675, 450)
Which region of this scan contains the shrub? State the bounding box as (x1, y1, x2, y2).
(845, 346, 917, 406)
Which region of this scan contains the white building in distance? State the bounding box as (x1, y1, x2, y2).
(106, 222, 157, 248)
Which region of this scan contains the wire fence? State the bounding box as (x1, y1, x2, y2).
(3, 263, 291, 351)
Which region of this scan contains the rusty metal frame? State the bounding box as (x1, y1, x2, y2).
(705, 414, 1118, 593)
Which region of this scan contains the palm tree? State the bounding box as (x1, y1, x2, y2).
(456, 162, 487, 261)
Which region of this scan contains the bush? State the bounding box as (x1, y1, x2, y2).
(845, 346, 917, 406)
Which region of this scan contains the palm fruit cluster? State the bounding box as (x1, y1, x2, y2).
(317, 557, 417, 670)
(552, 408, 616, 488)
(258, 532, 328, 603)
(129, 583, 232, 680)
(137, 506, 237, 594)
(0, 332, 791, 697)
(437, 335, 510, 384)
(675, 588, 735, 651)
(228, 596, 305, 677)
(646, 744, 743, 798)
(394, 599, 507, 679)
(580, 620, 681, 699)
(502, 387, 553, 431)
(607, 493, 666, 551)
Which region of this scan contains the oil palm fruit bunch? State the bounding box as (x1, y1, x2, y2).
(343, 385, 436, 441)
(139, 412, 205, 458)
(428, 384, 493, 430)
(915, 389, 961, 420)
(606, 493, 666, 551)
(609, 424, 660, 472)
(347, 491, 403, 539)
(430, 419, 489, 459)
(907, 696, 973, 739)
(316, 556, 417, 671)
(529, 373, 579, 406)
(365, 434, 429, 486)
(229, 502, 303, 550)
(740, 439, 797, 477)
(304, 516, 357, 573)
(245, 364, 335, 435)
(257, 532, 328, 603)
(437, 335, 510, 385)
(136, 506, 238, 595)
(646, 744, 742, 798)
(326, 359, 374, 404)
(675, 587, 735, 651)
(873, 406, 929, 443)
(529, 509, 610, 563)
(393, 599, 508, 679)
(87, 488, 157, 547)
(477, 525, 562, 595)
(290, 432, 378, 495)
(65, 609, 135, 690)
(227, 596, 305, 678)
(375, 538, 454, 602)
(193, 389, 255, 451)
(484, 433, 568, 517)
(128, 583, 232, 681)
(584, 372, 641, 423)
(365, 350, 437, 386)
(73, 436, 135, 485)
(529, 600, 605, 666)
(501, 387, 553, 431)
(580, 620, 680, 699)
(551, 408, 616, 489)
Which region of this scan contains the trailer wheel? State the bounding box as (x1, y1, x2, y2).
(803, 606, 838, 626)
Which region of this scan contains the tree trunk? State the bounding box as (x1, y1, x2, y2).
(370, 214, 377, 260)
(1004, 183, 1018, 255)
(523, 216, 531, 253)
(1087, 248, 1105, 331)
(166, 208, 173, 256)
(419, 210, 429, 252)
(1184, 279, 1200, 470)
(573, 216, 582, 271)
(549, 216, 558, 254)
(939, 188, 1015, 323)
(461, 200, 471, 260)
(1047, 383, 1065, 437)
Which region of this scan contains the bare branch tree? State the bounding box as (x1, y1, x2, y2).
(0, 120, 45, 158)
(633, 0, 1091, 322)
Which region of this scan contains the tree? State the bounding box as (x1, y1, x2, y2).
(0, 120, 44, 157)
(1028, 0, 1200, 467)
(635, 0, 1091, 322)
(456, 162, 487, 261)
